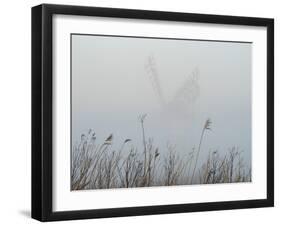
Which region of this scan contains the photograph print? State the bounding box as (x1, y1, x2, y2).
(71, 34, 252, 191)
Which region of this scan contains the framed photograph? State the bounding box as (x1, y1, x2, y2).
(32, 4, 274, 221)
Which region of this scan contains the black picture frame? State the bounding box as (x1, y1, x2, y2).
(32, 3, 274, 222)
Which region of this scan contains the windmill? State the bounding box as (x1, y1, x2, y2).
(145, 54, 200, 118)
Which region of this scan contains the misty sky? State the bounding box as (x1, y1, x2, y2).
(71, 34, 252, 166)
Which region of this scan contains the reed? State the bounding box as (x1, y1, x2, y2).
(71, 116, 251, 190)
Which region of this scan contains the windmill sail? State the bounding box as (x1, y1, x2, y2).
(145, 55, 166, 107)
(171, 67, 200, 106)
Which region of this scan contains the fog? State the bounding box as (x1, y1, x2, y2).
(71, 34, 252, 167)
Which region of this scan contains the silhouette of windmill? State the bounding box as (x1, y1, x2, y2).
(145, 54, 200, 117)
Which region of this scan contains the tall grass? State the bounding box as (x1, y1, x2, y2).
(71, 116, 251, 190)
(190, 118, 211, 184)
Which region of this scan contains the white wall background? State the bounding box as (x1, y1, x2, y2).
(0, 0, 278, 225)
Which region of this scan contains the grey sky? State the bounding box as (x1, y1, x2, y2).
(71, 34, 252, 165)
